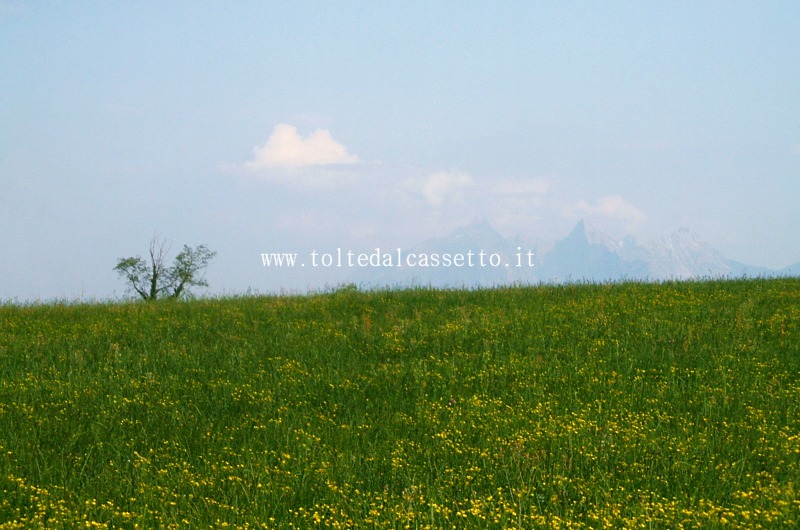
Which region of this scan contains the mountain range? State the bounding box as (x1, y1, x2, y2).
(354, 219, 798, 288)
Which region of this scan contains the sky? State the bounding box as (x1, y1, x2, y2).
(2, 1, 799, 301)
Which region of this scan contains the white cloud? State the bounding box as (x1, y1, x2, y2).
(222, 123, 361, 190)
(243, 123, 358, 170)
(420, 169, 474, 207)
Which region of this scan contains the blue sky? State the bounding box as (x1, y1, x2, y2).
(2, 1, 799, 300)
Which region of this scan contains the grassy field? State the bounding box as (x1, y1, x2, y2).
(1, 278, 799, 528)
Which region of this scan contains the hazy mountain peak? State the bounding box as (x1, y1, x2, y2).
(570, 218, 587, 235)
(355, 219, 793, 289)
(566, 219, 629, 250)
(644, 228, 732, 278)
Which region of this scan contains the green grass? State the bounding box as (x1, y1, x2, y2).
(1, 278, 799, 528)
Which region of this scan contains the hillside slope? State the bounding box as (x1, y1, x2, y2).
(1, 279, 799, 527)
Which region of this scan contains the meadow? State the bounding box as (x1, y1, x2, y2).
(0, 278, 798, 528)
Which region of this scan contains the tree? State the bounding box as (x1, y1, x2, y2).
(114, 236, 216, 300)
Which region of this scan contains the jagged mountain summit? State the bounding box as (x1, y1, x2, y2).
(639, 227, 776, 280)
(647, 228, 736, 279)
(536, 220, 649, 282)
(355, 219, 793, 288)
